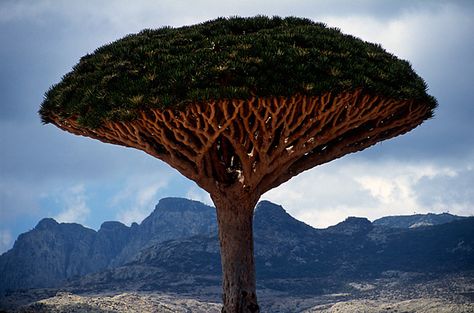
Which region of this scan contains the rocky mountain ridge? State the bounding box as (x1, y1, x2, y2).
(373, 212, 464, 229)
(0, 198, 472, 298)
(0, 197, 216, 293)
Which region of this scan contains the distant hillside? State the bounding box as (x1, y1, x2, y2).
(122, 204, 473, 294)
(373, 212, 466, 229)
(0, 197, 216, 293)
(0, 218, 128, 292)
(0, 198, 472, 297)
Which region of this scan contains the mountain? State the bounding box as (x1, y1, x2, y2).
(1, 198, 472, 297)
(373, 212, 465, 229)
(89, 221, 131, 269)
(127, 201, 321, 281)
(110, 197, 217, 266)
(0, 197, 216, 293)
(0, 218, 132, 293)
(71, 203, 474, 295)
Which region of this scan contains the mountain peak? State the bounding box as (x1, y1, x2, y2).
(154, 197, 213, 213)
(326, 216, 373, 235)
(99, 221, 128, 231)
(255, 200, 286, 215)
(344, 216, 372, 224)
(35, 218, 58, 230)
(254, 201, 296, 225)
(253, 200, 315, 237)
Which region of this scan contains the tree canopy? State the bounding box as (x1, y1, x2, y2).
(40, 16, 437, 128)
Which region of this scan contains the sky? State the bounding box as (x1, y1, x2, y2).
(1, 0, 473, 254)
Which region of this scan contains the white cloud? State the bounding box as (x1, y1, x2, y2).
(263, 158, 470, 228)
(414, 164, 474, 217)
(0, 179, 42, 223)
(116, 207, 148, 226)
(0, 229, 13, 254)
(263, 159, 377, 227)
(320, 15, 411, 59)
(54, 184, 90, 224)
(186, 186, 213, 206)
(320, 3, 474, 79)
(355, 163, 457, 213)
(114, 176, 169, 225)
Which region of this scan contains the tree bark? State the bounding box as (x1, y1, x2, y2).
(212, 194, 260, 313)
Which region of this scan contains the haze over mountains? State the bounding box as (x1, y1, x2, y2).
(1, 197, 472, 298)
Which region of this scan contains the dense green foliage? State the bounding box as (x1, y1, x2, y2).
(40, 16, 437, 128)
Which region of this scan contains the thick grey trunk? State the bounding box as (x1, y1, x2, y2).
(213, 195, 260, 313)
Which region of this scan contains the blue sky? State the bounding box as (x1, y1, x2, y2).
(1, 0, 473, 254)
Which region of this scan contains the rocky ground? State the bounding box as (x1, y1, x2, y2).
(14, 292, 221, 313)
(2, 271, 473, 312)
(8, 292, 474, 313)
(305, 299, 474, 313)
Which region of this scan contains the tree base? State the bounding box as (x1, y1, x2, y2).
(213, 194, 260, 313)
(222, 290, 259, 313)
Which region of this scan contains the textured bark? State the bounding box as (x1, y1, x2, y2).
(212, 193, 260, 313)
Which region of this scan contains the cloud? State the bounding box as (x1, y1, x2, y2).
(263, 157, 472, 228)
(0, 0, 203, 31)
(53, 184, 90, 224)
(115, 208, 145, 227)
(415, 165, 474, 217)
(186, 186, 213, 206)
(263, 158, 378, 227)
(0, 229, 13, 255)
(4, 0, 467, 34)
(354, 162, 457, 210)
(114, 176, 170, 225)
(0, 179, 41, 222)
(320, 2, 474, 77)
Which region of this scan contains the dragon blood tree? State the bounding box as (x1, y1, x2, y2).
(40, 16, 437, 313)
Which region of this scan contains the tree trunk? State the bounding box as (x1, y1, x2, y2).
(212, 194, 260, 313)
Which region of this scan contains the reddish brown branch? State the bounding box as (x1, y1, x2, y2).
(47, 90, 433, 198)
